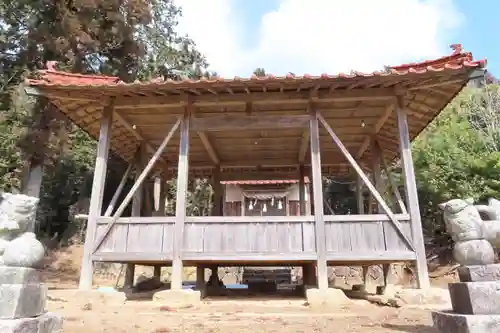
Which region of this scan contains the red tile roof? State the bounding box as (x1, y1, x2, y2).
(26, 44, 486, 88)
(221, 178, 310, 185)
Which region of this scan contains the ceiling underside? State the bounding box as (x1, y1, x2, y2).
(28, 65, 482, 180)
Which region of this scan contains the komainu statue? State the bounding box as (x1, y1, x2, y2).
(0, 192, 46, 267)
(438, 198, 500, 265)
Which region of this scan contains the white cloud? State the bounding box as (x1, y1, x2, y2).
(174, 0, 464, 77)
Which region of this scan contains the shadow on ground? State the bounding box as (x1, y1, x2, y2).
(382, 324, 436, 332)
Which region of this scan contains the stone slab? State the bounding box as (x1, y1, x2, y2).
(0, 312, 62, 333)
(432, 310, 500, 333)
(0, 266, 42, 285)
(0, 284, 47, 319)
(458, 264, 500, 282)
(152, 289, 201, 306)
(305, 288, 352, 308)
(449, 281, 500, 315)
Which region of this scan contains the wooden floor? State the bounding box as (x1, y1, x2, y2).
(92, 214, 416, 265)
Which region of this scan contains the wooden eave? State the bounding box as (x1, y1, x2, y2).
(24, 46, 486, 179)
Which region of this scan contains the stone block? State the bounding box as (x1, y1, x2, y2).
(458, 264, 500, 282)
(0, 284, 47, 319)
(153, 289, 201, 306)
(305, 288, 352, 308)
(449, 281, 500, 315)
(432, 310, 500, 333)
(0, 312, 63, 333)
(0, 266, 42, 285)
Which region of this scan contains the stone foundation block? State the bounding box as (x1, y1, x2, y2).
(0, 267, 42, 285)
(458, 264, 500, 282)
(0, 312, 63, 333)
(305, 288, 352, 307)
(153, 289, 201, 306)
(0, 284, 47, 319)
(449, 281, 500, 315)
(432, 310, 500, 333)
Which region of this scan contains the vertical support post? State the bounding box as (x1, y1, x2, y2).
(171, 108, 190, 290)
(309, 104, 328, 291)
(299, 165, 306, 215)
(124, 143, 147, 289)
(396, 95, 429, 289)
(79, 101, 114, 290)
(211, 166, 223, 216)
(356, 176, 365, 214)
(154, 265, 162, 279)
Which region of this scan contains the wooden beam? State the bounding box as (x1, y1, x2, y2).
(356, 100, 396, 159)
(28, 87, 398, 107)
(79, 100, 114, 290)
(92, 119, 181, 253)
(198, 132, 220, 165)
(171, 108, 191, 290)
(373, 139, 407, 214)
(396, 95, 429, 289)
(192, 114, 309, 132)
(298, 130, 309, 163)
(309, 104, 329, 290)
(317, 113, 415, 252)
(104, 163, 132, 217)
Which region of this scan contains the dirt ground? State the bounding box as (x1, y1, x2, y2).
(41, 244, 451, 332)
(48, 295, 439, 333)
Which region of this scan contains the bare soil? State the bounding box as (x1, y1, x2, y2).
(41, 244, 453, 332)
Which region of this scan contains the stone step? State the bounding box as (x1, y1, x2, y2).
(0, 284, 47, 319)
(0, 312, 62, 333)
(0, 266, 42, 285)
(432, 310, 500, 333)
(449, 281, 500, 315)
(458, 264, 500, 282)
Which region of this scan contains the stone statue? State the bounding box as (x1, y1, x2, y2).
(438, 198, 500, 265)
(0, 192, 45, 267)
(0, 192, 62, 332)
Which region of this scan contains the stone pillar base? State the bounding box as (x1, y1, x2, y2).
(305, 287, 352, 307)
(0, 312, 62, 333)
(152, 289, 201, 306)
(432, 310, 500, 333)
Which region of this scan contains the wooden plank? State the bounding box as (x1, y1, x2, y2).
(192, 114, 309, 132)
(79, 100, 114, 290)
(94, 224, 127, 252)
(317, 113, 415, 252)
(198, 132, 220, 164)
(309, 105, 329, 290)
(326, 251, 416, 262)
(171, 110, 190, 290)
(92, 119, 181, 253)
(396, 95, 430, 289)
(182, 253, 317, 261)
(126, 224, 164, 253)
(94, 214, 408, 224)
(371, 140, 389, 252)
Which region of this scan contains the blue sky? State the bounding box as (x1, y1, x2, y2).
(176, 0, 498, 77)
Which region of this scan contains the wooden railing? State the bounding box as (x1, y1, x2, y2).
(92, 214, 414, 262)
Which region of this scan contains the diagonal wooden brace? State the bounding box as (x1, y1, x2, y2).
(317, 113, 415, 252)
(92, 118, 181, 253)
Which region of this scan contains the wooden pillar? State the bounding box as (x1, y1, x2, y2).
(154, 265, 162, 279)
(79, 102, 114, 290)
(309, 105, 328, 291)
(211, 166, 223, 216)
(124, 143, 147, 289)
(356, 176, 365, 214)
(299, 165, 306, 215)
(196, 266, 205, 296)
(396, 96, 429, 289)
(171, 110, 190, 290)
